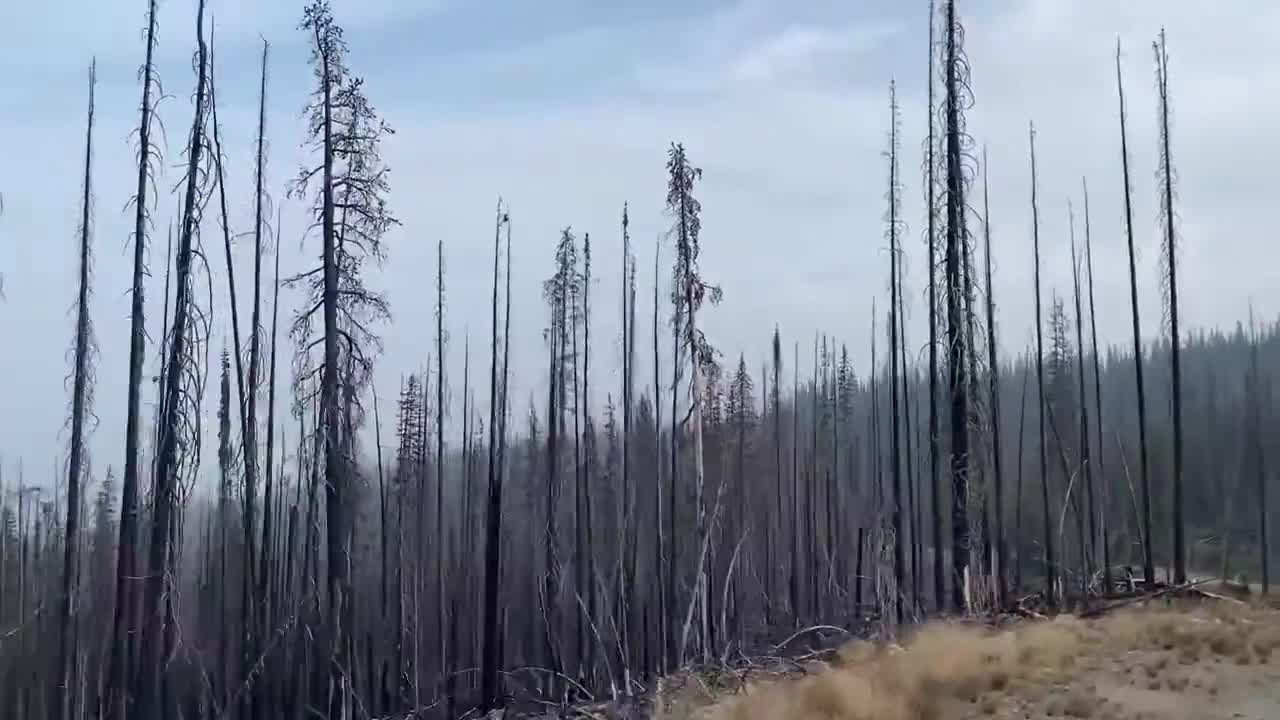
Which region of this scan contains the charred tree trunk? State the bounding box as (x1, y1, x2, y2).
(1116, 39, 1153, 586)
(980, 151, 1005, 608)
(1155, 30, 1186, 586)
(887, 82, 906, 626)
(56, 59, 97, 720)
(1029, 124, 1055, 608)
(925, 0, 944, 615)
(1069, 201, 1094, 599)
(942, 0, 972, 613)
(138, 5, 209, 717)
(435, 240, 447, 701)
(653, 240, 667, 675)
(1082, 178, 1109, 593)
(107, 1, 159, 714)
(480, 204, 507, 711)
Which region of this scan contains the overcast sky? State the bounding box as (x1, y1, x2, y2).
(1, 0, 1277, 493)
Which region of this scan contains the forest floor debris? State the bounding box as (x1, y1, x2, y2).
(652, 591, 1280, 720)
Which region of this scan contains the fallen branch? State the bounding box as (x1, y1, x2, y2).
(1078, 577, 1214, 618)
(771, 625, 851, 653)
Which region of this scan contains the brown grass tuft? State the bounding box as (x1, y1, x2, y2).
(685, 602, 1280, 720)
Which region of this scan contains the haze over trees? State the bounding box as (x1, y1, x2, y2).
(0, 1, 1271, 718)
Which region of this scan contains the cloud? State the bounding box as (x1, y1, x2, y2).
(1, 0, 1277, 486)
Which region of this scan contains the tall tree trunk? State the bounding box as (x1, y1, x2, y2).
(435, 240, 447, 703)
(925, 0, 944, 615)
(653, 241, 667, 676)
(980, 152, 1006, 608)
(1029, 124, 1055, 608)
(897, 253, 917, 614)
(56, 59, 96, 720)
(138, 6, 208, 717)
(1082, 178, 1109, 593)
(771, 329, 782, 627)
(210, 37, 256, 703)
(1250, 321, 1268, 595)
(1014, 359, 1029, 593)
(260, 204, 282, 720)
(887, 82, 906, 626)
(792, 342, 800, 627)
(243, 43, 270, 720)
(480, 204, 506, 711)
(108, 2, 159, 715)
(1069, 200, 1094, 600)
(619, 208, 632, 685)
(314, 9, 351, 715)
(943, 0, 972, 613)
(1155, 30, 1186, 586)
(1116, 40, 1153, 586)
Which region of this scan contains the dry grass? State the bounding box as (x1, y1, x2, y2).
(657, 599, 1280, 720)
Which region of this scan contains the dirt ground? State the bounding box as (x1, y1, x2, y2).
(656, 593, 1280, 720)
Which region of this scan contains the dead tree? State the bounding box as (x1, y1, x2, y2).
(941, 0, 972, 612)
(886, 81, 906, 625)
(1069, 201, 1094, 592)
(1029, 124, 1055, 608)
(138, 3, 211, 717)
(652, 240, 667, 674)
(924, 0, 943, 614)
(619, 204, 636, 685)
(435, 240, 446, 701)
(294, 2, 399, 715)
(480, 203, 509, 711)
(209, 32, 263, 706)
(771, 327, 783, 626)
(55, 58, 97, 720)
(1115, 39, 1153, 586)
(668, 142, 721, 663)
(245, 43, 271, 709)
(1249, 318, 1268, 594)
(1082, 178, 1109, 592)
(1154, 29, 1186, 586)
(980, 150, 1005, 607)
(107, 2, 160, 714)
(543, 229, 576, 681)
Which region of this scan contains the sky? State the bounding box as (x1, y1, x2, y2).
(1, 0, 1277, 494)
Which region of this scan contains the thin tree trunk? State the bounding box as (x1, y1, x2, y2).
(943, 0, 972, 613)
(1070, 201, 1094, 602)
(792, 342, 800, 627)
(56, 59, 96, 720)
(981, 152, 1006, 608)
(107, 2, 159, 714)
(772, 329, 783, 628)
(1251, 326, 1269, 595)
(480, 203, 505, 711)
(435, 240, 447, 704)
(243, 44, 270, 720)
(653, 240, 667, 676)
(1029, 124, 1055, 608)
(1014, 359, 1029, 593)
(887, 82, 906, 625)
(1116, 39, 1153, 586)
(1155, 30, 1186, 586)
(138, 6, 209, 717)
(925, 0, 943, 616)
(1082, 178, 1109, 592)
(210, 38, 257, 701)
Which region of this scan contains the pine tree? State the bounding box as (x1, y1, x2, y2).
(941, 0, 973, 612)
(1154, 29, 1186, 586)
(295, 2, 399, 714)
(56, 59, 97, 720)
(1116, 39, 1153, 587)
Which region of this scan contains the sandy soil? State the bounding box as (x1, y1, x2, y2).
(657, 595, 1280, 720)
